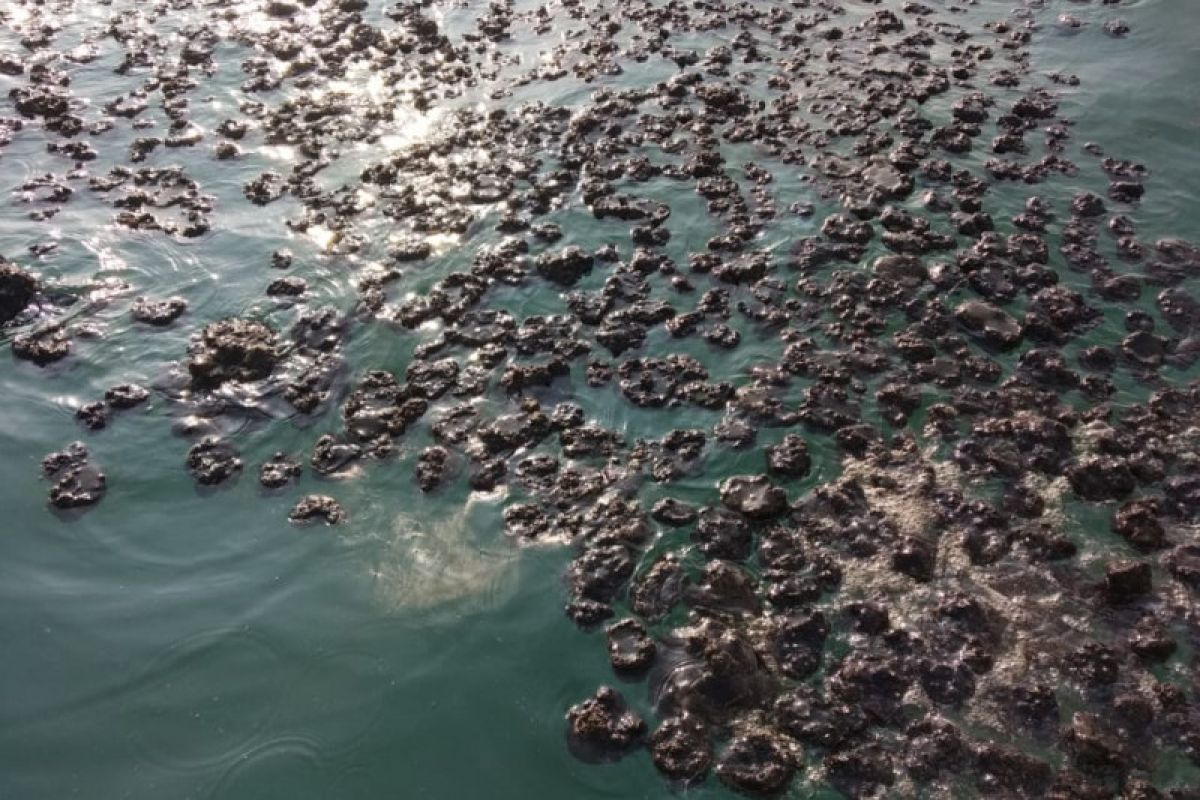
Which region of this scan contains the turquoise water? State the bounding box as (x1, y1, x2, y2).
(2, 0, 1200, 797)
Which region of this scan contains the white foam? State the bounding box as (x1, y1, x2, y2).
(373, 490, 519, 612)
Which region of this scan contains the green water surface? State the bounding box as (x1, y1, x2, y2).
(1, 1, 1199, 798)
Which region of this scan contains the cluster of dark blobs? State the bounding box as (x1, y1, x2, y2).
(5, 0, 1200, 795)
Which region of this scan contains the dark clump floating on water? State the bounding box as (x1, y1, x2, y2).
(42, 441, 106, 509)
(5, 0, 1200, 795)
(288, 493, 346, 525)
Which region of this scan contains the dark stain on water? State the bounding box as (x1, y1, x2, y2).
(2, 0, 1200, 798)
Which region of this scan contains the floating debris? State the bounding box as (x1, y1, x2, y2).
(7, 0, 1200, 795)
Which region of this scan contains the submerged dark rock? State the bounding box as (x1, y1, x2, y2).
(606, 618, 655, 672)
(1166, 544, 1200, 591)
(773, 611, 829, 680)
(567, 545, 635, 604)
(131, 296, 187, 326)
(288, 494, 345, 525)
(826, 741, 896, 797)
(1127, 616, 1175, 662)
(715, 733, 795, 796)
(536, 247, 593, 286)
(651, 498, 697, 527)
(414, 446, 450, 492)
(565, 686, 645, 762)
(104, 384, 149, 410)
(185, 437, 242, 486)
(75, 402, 109, 431)
(765, 435, 811, 478)
(630, 554, 688, 621)
(187, 319, 279, 389)
(974, 743, 1053, 795)
(775, 686, 866, 750)
(719, 475, 787, 520)
(0, 260, 38, 324)
(1112, 498, 1167, 551)
(693, 506, 753, 561)
(310, 434, 361, 475)
(12, 328, 70, 365)
(43, 442, 105, 509)
(1104, 559, 1151, 602)
(654, 621, 773, 726)
(649, 717, 711, 784)
(955, 301, 1023, 350)
(259, 453, 301, 489)
(1067, 456, 1136, 502)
